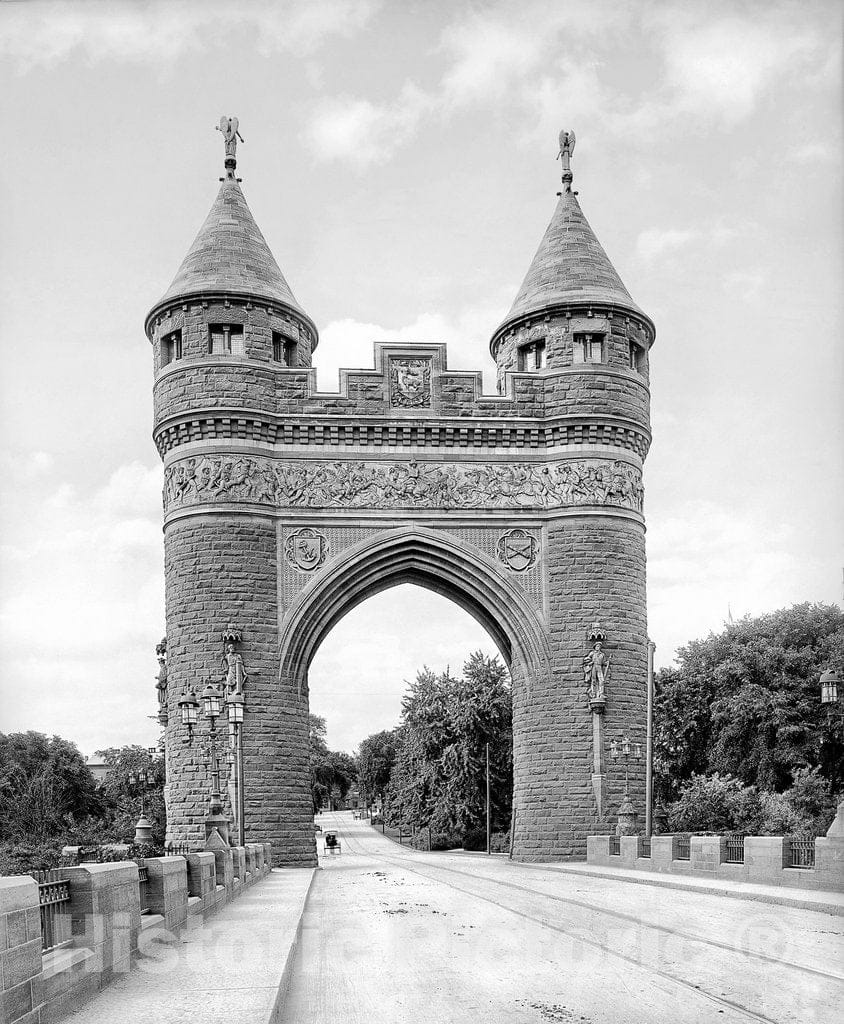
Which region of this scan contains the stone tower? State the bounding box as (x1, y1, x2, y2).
(148, 125, 653, 865)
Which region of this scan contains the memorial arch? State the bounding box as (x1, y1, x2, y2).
(149, 126, 654, 864)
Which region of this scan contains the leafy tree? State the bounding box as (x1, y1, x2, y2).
(308, 715, 357, 811)
(386, 651, 512, 837)
(356, 729, 398, 806)
(654, 603, 844, 805)
(0, 732, 101, 844)
(94, 746, 166, 845)
(667, 774, 762, 834)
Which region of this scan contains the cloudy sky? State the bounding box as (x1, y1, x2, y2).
(0, 0, 841, 756)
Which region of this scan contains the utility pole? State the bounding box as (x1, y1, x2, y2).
(486, 742, 491, 855)
(646, 639, 656, 836)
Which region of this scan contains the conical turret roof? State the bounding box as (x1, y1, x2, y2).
(148, 176, 315, 335)
(493, 186, 649, 343)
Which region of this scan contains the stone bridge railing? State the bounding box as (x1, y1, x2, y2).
(0, 842, 272, 1024)
(588, 834, 844, 892)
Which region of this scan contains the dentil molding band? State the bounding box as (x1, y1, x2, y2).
(163, 455, 644, 514)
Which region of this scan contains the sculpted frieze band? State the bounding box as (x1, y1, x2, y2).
(163, 456, 643, 514)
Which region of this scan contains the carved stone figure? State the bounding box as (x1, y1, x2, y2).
(496, 529, 539, 572)
(584, 641, 610, 701)
(163, 455, 644, 515)
(222, 642, 248, 696)
(217, 115, 243, 159)
(155, 637, 168, 713)
(389, 358, 432, 408)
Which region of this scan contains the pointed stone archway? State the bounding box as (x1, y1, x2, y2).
(149, 127, 655, 864)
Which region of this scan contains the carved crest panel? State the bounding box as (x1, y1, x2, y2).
(284, 528, 328, 571)
(496, 529, 539, 572)
(389, 357, 432, 408)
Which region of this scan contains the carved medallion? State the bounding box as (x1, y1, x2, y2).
(389, 358, 432, 408)
(285, 528, 328, 571)
(496, 529, 538, 572)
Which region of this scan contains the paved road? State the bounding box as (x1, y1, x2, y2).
(280, 811, 843, 1024)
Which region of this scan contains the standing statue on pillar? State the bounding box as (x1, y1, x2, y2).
(155, 637, 168, 723)
(221, 625, 248, 695)
(584, 641, 610, 702)
(557, 129, 576, 192)
(217, 116, 244, 178)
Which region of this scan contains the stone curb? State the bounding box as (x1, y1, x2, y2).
(269, 867, 319, 1023)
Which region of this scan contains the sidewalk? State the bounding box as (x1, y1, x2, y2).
(68, 868, 315, 1024)
(532, 860, 844, 915)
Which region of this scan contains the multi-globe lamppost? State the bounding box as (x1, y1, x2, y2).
(177, 679, 235, 845)
(820, 667, 843, 835)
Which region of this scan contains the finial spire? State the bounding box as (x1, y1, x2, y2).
(557, 129, 576, 192)
(217, 115, 244, 179)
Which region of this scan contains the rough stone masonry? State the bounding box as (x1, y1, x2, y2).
(147, 125, 653, 865)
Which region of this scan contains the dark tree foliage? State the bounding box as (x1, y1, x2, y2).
(654, 603, 844, 806)
(308, 714, 357, 812)
(0, 732, 102, 844)
(385, 651, 512, 836)
(356, 729, 399, 804)
(94, 746, 166, 846)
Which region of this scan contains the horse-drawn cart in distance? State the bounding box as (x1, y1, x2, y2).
(323, 832, 341, 854)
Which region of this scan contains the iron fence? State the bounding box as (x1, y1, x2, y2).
(609, 835, 621, 856)
(165, 841, 192, 858)
(724, 835, 745, 864)
(674, 834, 691, 861)
(786, 837, 815, 869)
(136, 863, 151, 915)
(33, 869, 72, 953)
(638, 836, 651, 858)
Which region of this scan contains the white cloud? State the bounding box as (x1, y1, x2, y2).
(313, 307, 501, 392)
(636, 228, 699, 261)
(0, 0, 378, 70)
(0, 460, 164, 749)
(656, 14, 822, 125)
(723, 268, 767, 301)
(306, 81, 434, 168)
(647, 500, 803, 666)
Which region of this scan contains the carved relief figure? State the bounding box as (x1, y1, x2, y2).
(584, 641, 610, 701)
(390, 358, 432, 408)
(164, 456, 644, 515)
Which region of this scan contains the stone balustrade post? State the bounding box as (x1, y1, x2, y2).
(0, 876, 45, 1024)
(143, 857, 188, 934)
(585, 835, 611, 866)
(61, 862, 141, 984)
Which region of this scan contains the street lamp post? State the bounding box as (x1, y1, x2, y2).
(646, 639, 656, 836)
(226, 689, 245, 846)
(820, 668, 844, 837)
(610, 734, 643, 836)
(200, 680, 230, 845)
(129, 768, 154, 844)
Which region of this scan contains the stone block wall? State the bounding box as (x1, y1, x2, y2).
(143, 859, 188, 933)
(0, 876, 44, 1024)
(163, 513, 315, 865)
(512, 513, 647, 861)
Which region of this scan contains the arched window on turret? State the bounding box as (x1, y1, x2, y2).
(573, 332, 604, 364)
(162, 329, 182, 366)
(518, 339, 546, 371)
(209, 324, 244, 356)
(272, 331, 297, 366)
(628, 340, 643, 372)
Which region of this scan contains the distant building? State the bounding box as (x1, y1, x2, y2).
(85, 756, 110, 785)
